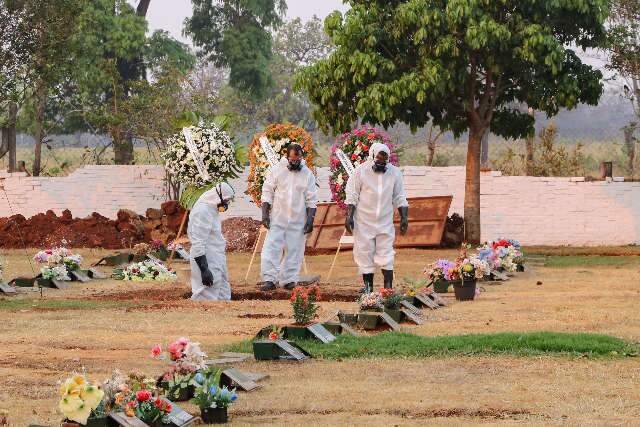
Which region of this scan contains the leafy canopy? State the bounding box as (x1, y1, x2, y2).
(297, 0, 610, 138)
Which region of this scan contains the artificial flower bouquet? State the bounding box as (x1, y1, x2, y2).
(34, 247, 82, 281)
(424, 259, 459, 292)
(477, 238, 524, 273)
(58, 374, 105, 425)
(191, 369, 238, 424)
(358, 291, 383, 311)
(114, 260, 176, 282)
(132, 240, 170, 261)
(290, 285, 321, 325)
(379, 288, 404, 310)
(152, 337, 208, 401)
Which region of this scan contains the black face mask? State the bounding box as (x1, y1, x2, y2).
(373, 160, 387, 173)
(216, 186, 231, 213)
(288, 160, 302, 171)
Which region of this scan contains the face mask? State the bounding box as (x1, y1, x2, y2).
(372, 160, 387, 173)
(288, 160, 302, 171)
(216, 186, 233, 213)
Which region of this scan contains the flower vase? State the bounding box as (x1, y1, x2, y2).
(516, 264, 525, 272)
(284, 325, 309, 340)
(383, 307, 402, 323)
(453, 279, 476, 301)
(432, 279, 449, 293)
(170, 385, 194, 402)
(201, 407, 228, 424)
(85, 417, 109, 427)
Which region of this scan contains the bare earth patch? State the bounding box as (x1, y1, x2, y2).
(1, 248, 639, 426)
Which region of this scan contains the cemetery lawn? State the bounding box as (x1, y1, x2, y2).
(1, 248, 639, 426)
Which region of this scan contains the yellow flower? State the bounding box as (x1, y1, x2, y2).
(80, 385, 104, 410)
(66, 402, 92, 425)
(59, 395, 83, 419)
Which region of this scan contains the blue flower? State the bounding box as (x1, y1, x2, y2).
(230, 393, 238, 402)
(194, 373, 204, 384)
(209, 385, 218, 395)
(220, 388, 230, 398)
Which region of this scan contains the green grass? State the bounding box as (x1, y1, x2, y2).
(226, 332, 638, 359)
(545, 255, 640, 267)
(0, 298, 136, 311)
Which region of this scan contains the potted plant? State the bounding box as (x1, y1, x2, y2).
(192, 370, 238, 424)
(453, 257, 490, 301)
(58, 374, 105, 427)
(285, 286, 321, 339)
(379, 288, 404, 322)
(357, 292, 383, 329)
(123, 390, 172, 426)
(424, 259, 456, 293)
(151, 338, 207, 401)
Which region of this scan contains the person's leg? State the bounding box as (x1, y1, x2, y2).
(260, 225, 285, 290)
(353, 227, 376, 292)
(374, 233, 396, 289)
(211, 251, 231, 301)
(279, 227, 305, 288)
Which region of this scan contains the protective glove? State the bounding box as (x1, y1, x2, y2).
(399, 206, 409, 235)
(194, 255, 213, 287)
(345, 204, 356, 233)
(304, 208, 316, 234)
(261, 202, 271, 229)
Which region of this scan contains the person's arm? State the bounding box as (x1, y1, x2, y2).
(261, 166, 278, 228)
(392, 169, 409, 235)
(303, 173, 318, 234)
(344, 168, 362, 233)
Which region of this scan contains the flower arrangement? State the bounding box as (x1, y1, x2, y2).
(358, 292, 383, 311)
(108, 372, 159, 418)
(162, 124, 243, 189)
(400, 277, 430, 297)
(457, 257, 491, 282)
(267, 325, 282, 340)
(191, 370, 238, 410)
(125, 390, 172, 424)
(424, 259, 458, 283)
(247, 123, 315, 206)
(378, 288, 404, 310)
(477, 238, 524, 273)
(58, 374, 105, 424)
(290, 285, 321, 325)
(329, 126, 399, 209)
(116, 260, 177, 281)
(152, 337, 208, 401)
(34, 247, 82, 281)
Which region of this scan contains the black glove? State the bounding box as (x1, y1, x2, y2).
(345, 204, 356, 233)
(399, 206, 409, 235)
(304, 208, 316, 234)
(194, 255, 213, 287)
(261, 202, 271, 229)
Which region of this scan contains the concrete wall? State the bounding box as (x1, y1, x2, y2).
(1, 165, 639, 246)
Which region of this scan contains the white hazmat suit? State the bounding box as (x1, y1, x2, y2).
(345, 144, 408, 274)
(261, 158, 318, 285)
(187, 183, 234, 301)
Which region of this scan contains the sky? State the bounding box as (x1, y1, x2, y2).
(137, 0, 349, 43)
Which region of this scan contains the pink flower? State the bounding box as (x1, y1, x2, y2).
(136, 390, 152, 402)
(177, 337, 188, 346)
(150, 344, 162, 358)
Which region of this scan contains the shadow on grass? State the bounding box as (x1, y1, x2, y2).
(225, 332, 639, 359)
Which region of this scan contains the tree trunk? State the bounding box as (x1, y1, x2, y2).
(427, 140, 436, 166)
(464, 125, 483, 244)
(7, 102, 17, 172)
(623, 125, 635, 176)
(525, 107, 535, 176)
(32, 81, 47, 176)
(113, 130, 135, 165)
(480, 127, 489, 169)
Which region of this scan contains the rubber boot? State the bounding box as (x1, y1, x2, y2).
(361, 273, 374, 293)
(382, 269, 394, 289)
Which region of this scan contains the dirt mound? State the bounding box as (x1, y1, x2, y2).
(0, 204, 261, 252)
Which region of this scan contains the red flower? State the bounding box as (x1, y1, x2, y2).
(351, 154, 357, 160)
(268, 331, 279, 340)
(136, 390, 152, 402)
(164, 402, 172, 413)
(367, 133, 375, 140)
(363, 145, 369, 151)
(154, 398, 163, 408)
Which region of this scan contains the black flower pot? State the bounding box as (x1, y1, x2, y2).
(516, 264, 525, 272)
(202, 407, 228, 424)
(432, 279, 450, 293)
(453, 279, 476, 301)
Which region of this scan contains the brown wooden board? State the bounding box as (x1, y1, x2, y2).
(0, 283, 16, 294)
(307, 196, 452, 250)
(400, 308, 424, 325)
(307, 323, 336, 343)
(70, 270, 91, 283)
(378, 312, 401, 331)
(222, 368, 261, 391)
(415, 294, 440, 310)
(108, 412, 148, 427)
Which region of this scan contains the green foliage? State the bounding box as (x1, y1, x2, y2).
(227, 332, 638, 359)
(545, 255, 640, 267)
(185, 0, 287, 99)
(146, 30, 196, 75)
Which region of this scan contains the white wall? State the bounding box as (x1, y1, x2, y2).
(1, 165, 639, 246)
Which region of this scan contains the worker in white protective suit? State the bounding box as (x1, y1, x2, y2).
(187, 183, 235, 301)
(260, 144, 318, 291)
(345, 142, 409, 293)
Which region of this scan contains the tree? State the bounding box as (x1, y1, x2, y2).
(297, 0, 609, 243)
(607, 0, 640, 175)
(184, 0, 287, 100)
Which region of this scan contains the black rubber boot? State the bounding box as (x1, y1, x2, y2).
(361, 273, 374, 293)
(260, 281, 277, 292)
(283, 282, 297, 290)
(382, 269, 394, 289)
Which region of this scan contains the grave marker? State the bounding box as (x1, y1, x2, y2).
(400, 300, 422, 314)
(9, 277, 34, 287)
(108, 412, 148, 427)
(378, 312, 401, 331)
(0, 283, 16, 294)
(222, 368, 261, 392)
(87, 268, 107, 279)
(162, 399, 199, 426)
(400, 308, 423, 325)
(70, 270, 91, 283)
(428, 292, 447, 306)
(307, 323, 336, 343)
(275, 340, 309, 361)
(415, 294, 439, 310)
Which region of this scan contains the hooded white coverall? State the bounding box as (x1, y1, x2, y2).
(345, 143, 408, 274)
(261, 158, 318, 285)
(187, 183, 234, 301)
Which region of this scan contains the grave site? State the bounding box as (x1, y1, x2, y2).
(3, 1, 640, 426)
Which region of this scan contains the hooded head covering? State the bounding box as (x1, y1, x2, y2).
(198, 182, 235, 208)
(368, 142, 390, 161)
